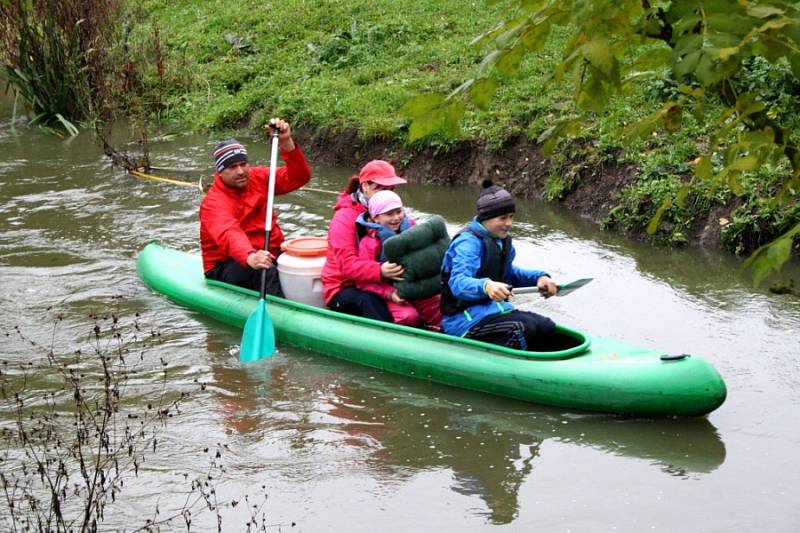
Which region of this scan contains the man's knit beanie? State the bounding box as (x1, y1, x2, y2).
(213, 139, 248, 172)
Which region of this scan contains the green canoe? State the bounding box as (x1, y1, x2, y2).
(137, 242, 726, 417)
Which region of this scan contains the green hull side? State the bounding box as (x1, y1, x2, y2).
(137, 242, 726, 417)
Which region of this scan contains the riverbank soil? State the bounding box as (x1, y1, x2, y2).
(297, 129, 727, 250)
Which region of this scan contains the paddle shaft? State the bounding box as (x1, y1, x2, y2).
(511, 286, 546, 295)
(259, 128, 280, 300)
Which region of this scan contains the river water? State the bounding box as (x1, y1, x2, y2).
(1, 102, 799, 532)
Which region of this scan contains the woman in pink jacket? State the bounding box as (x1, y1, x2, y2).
(321, 160, 406, 322)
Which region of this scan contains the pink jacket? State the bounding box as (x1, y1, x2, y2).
(355, 219, 416, 300)
(355, 219, 442, 329)
(321, 192, 383, 304)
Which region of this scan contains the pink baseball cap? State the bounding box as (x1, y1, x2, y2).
(368, 190, 404, 218)
(358, 160, 407, 186)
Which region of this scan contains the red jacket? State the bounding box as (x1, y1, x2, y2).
(321, 192, 383, 304)
(199, 146, 311, 273)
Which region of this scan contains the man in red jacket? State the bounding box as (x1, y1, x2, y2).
(200, 118, 311, 295)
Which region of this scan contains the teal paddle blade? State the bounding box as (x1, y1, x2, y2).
(240, 299, 275, 362)
(556, 277, 593, 297)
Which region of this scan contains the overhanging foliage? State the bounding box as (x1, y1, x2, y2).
(404, 0, 800, 284)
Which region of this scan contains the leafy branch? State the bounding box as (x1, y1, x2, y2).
(403, 0, 800, 284)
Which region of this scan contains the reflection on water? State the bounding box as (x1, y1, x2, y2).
(202, 326, 725, 525)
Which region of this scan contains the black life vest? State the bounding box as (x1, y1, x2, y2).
(440, 226, 511, 316)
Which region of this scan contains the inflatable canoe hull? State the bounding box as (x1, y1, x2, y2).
(137, 242, 726, 417)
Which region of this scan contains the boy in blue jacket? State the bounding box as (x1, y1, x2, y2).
(440, 180, 559, 351)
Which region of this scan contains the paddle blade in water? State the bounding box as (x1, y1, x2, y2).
(557, 277, 593, 297)
(240, 299, 275, 362)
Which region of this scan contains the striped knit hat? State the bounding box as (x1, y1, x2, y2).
(213, 139, 248, 172)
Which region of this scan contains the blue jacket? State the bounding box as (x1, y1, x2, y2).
(441, 218, 548, 337)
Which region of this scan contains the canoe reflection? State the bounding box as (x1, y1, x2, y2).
(205, 332, 726, 525)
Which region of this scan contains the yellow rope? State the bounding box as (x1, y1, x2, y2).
(300, 186, 338, 196)
(128, 169, 205, 193)
(128, 168, 338, 196)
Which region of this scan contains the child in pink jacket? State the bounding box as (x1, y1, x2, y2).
(355, 190, 442, 330)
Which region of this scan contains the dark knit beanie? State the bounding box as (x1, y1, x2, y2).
(213, 139, 248, 172)
(476, 179, 515, 221)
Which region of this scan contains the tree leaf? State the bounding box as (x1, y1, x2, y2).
(494, 18, 528, 48)
(673, 50, 701, 78)
(663, 103, 683, 132)
(471, 16, 527, 48)
(496, 45, 526, 76)
(537, 117, 583, 156)
(767, 236, 793, 273)
(617, 109, 661, 141)
(707, 12, 756, 36)
(678, 84, 705, 98)
(627, 47, 672, 72)
(469, 77, 497, 111)
(747, 250, 774, 287)
(520, 20, 551, 51)
(580, 39, 617, 82)
(747, 5, 785, 19)
(442, 100, 466, 138)
(735, 92, 766, 118)
(695, 52, 722, 86)
(675, 184, 690, 206)
(743, 222, 800, 286)
(576, 74, 609, 113)
(728, 173, 744, 195)
(694, 155, 712, 180)
(727, 155, 759, 172)
(673, 34, 703, 59)
(401, 94, 453, 142)
(447, 79, 474, 100)
(718, 46, 740, 61)
(400, 93, 446, 117)
(647, 197, 673, 235)
(408, 114, 443, 143)
(477, 49, 503, 76)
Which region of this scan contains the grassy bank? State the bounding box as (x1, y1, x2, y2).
(129, 0, 798, 254)
(133, 0, 570, 144)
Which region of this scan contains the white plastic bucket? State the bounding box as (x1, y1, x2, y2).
(277, 237, 327, 308)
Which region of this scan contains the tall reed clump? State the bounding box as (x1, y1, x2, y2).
(0, 0, 122, 134)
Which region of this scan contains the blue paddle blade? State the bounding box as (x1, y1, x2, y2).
(240, 299, 275, 362)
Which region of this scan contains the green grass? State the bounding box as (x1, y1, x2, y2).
(132, 0, 570, 141)
(128, 0, 798, 253)
(130, 1, 717, 149)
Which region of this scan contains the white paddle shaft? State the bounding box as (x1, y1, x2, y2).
(264, 132, 279, 234)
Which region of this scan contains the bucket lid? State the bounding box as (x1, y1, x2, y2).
(281, 237, 328, 257)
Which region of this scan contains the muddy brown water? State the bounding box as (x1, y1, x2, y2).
(1, 103, 799, 531)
